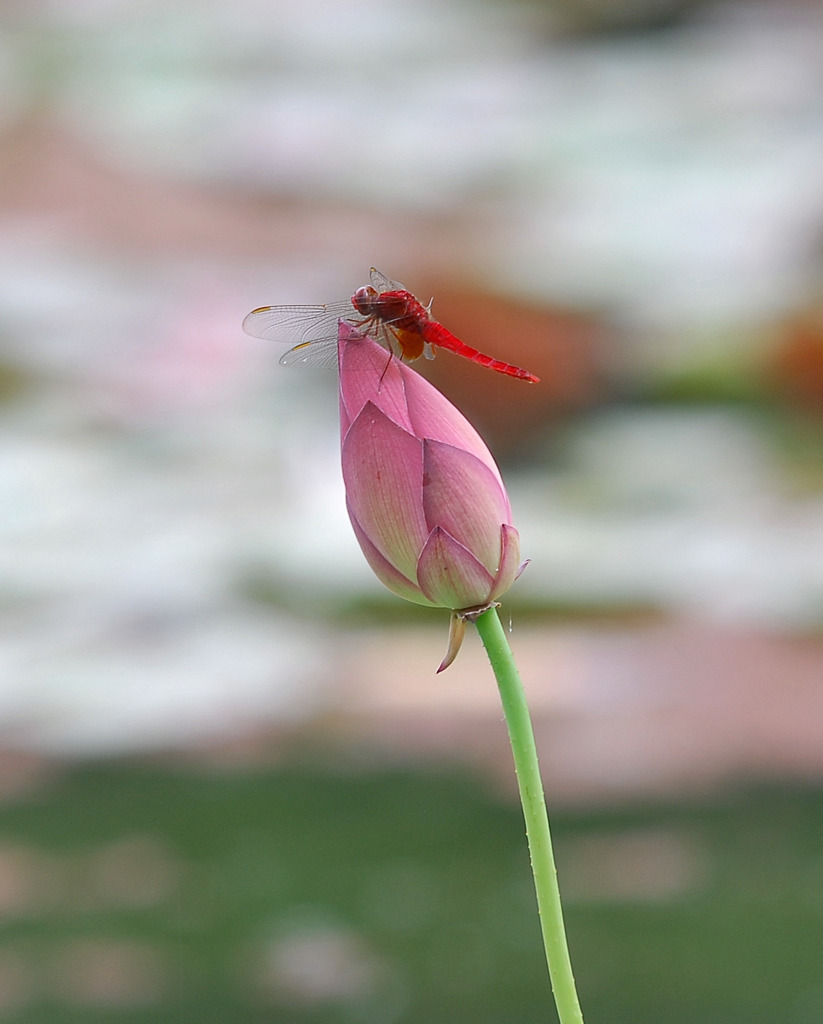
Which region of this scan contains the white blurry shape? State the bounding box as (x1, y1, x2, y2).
(0, 409, 339, 755)
(4, 606, 324, 756)
(0, 226, 157, 378)
(102, 286, 268, 423)
(255, 913, 402, 1015)
(564, 408, 779, 512)
(516, 408, 823, 628)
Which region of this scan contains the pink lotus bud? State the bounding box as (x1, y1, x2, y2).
(338, 322, 527, 668)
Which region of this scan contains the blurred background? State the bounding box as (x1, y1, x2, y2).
(2, 0, 823, 1020)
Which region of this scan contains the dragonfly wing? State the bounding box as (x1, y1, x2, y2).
(281, 321, 402, 369)
(369, 267, 406, 293)
(243, 281, 408, 370)
(279, 338, 341, 369)
(242, 301, 355, 343)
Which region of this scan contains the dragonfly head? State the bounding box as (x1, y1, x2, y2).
(351, 284, 379, 316)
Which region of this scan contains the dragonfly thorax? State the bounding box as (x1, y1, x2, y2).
(351, 285, 427, 329)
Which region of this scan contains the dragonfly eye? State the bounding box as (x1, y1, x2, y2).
(352, 285, 378, 314)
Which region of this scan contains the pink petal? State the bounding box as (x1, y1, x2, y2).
(347, 500, 437, 606)
(341, 402, 428, 581)
(489, 523, 523, 602)
(422, 440, 511, 572)
(338, 326, 414, 435)
(400, 362, 506, 489)
(416, 526, 495, 609)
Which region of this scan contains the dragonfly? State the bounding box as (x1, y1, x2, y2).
(242, 268, 540, 383)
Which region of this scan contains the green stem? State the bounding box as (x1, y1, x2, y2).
(474, 606, 584, 1024)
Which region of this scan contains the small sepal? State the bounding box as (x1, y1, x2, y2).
(436, 601, 500, 673)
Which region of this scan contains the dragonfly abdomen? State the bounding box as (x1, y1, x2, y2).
(421, 321, 540, 383)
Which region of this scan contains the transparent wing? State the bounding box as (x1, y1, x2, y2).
(243, 272, 412, 371)
(278, 337, 341, 369)
(279, 321, 404, 369)
(242, 300, 355, 344)
(369, 267, 406, 293)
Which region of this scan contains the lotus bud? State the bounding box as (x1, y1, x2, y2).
(338, 322, 528, 670)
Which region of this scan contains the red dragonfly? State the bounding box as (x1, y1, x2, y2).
(242, 268, 540, 383)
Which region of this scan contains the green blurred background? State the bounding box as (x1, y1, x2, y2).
(2, 0, 823, 1020)
(2, 764, 823, 1022)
